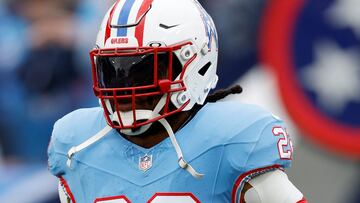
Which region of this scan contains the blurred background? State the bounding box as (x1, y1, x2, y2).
(0, 0, 359, 202)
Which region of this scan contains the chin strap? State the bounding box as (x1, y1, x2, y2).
(66, 125, 112, 168)
(158, 117, 204, 179)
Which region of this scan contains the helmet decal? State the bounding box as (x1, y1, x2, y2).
(104, 0, 154, 46)
(192, 0, 218, 50)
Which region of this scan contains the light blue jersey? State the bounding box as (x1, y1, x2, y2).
(48, 101, 293, 203)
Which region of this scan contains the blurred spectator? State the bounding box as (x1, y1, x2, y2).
(0, 0, 114, 163)
(0, 0, 29, 161)
(0, 0, 85, 162)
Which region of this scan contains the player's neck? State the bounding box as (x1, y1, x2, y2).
(118, 111, 192, 149)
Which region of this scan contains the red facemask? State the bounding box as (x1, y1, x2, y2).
(90, 42, 196, 130)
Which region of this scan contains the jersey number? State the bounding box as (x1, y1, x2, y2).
(272, 127, 293, 160)
(94, 193, 200, 203)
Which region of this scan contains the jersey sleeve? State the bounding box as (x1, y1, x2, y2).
(225, 116, 294, 203)
(223, 116, 293, 177)
(47, 120, 69, 177)
(245, 118, 293, 172)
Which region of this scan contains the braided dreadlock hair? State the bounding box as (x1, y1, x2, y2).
(189, 85, 243, 116)
(205, 85, 243, 103)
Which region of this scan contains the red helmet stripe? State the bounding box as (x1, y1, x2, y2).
(135, 0, 153, 46)
(105, 0, 122, 45)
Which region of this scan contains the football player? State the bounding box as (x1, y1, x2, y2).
(48, 0, 307, 202)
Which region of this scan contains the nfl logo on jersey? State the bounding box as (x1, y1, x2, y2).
(139, 154, 153, 171)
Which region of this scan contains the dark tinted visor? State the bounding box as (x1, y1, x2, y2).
(96, 52, 182, 88)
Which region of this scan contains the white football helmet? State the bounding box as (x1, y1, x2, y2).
(90, 0, 219, 134)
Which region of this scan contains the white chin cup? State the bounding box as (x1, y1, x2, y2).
(103, 95, 168, 136)
(112, 110, 154, 136)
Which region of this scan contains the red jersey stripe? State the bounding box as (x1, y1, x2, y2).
(60, 177, 76, 203)
(231, 164, 281, 203)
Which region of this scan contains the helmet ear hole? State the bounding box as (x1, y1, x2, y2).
(198, 62, 212, 76)
(180, 45, 196, 61)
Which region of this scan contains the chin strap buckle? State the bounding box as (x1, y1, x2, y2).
(66, 147, 77, 168)
(178, 157, 204, 179)
(66, 125, 113, 169)
(178, 157, 188, 169)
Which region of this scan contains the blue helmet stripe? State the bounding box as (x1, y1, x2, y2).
(117, 0, 136, 36)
